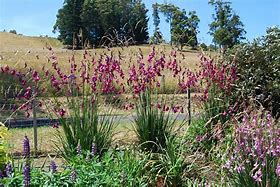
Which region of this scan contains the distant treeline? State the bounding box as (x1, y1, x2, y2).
(53, 0, 246, 50)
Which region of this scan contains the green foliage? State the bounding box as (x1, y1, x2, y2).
(71, 150, 149, 186)
(203, 84, 230, 124)
(150, 137, 191, 186)
(209, 0, 246, 49)
(54, 0, 149, 47)
(226, 26, 280, 118)
(134, 90, 177, 153)
(54, 94, 117, 160)
(1, 150, 150, 186)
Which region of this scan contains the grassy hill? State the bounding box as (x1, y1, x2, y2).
(0, 32, 62, 51)
(0, 32, 200, 70)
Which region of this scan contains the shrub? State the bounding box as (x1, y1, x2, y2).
(225, 26, 280, 118)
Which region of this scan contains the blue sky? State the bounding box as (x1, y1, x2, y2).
(0, 0, 279, 44)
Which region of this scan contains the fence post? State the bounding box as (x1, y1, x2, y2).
(187, 87, 191, 126)
(32, 87, 38, 155)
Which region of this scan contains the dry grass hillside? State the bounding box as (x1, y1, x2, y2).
(0, 32, 201, 71)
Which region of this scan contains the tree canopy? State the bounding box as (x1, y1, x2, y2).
(54, 0, 149, 48)
(151, 3, 200, 49)
(209, 0, 246, 49)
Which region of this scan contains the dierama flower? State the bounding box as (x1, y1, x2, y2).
(58, 108, 66, 118)
(32, 70, 40, 82)
(225, 111, 280, 184)
(252, 169, 262, 182)
(276, 165, 280, 177)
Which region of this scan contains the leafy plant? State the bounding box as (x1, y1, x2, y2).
(147, 136, 199, 186)
(54, 94, 117, 160)
(226, 26, 280, 118)
(1, 149, 150, 186)
(134, 90, 177, 153)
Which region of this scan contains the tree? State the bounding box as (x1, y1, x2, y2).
(152, 3, 162, 44)
(186, 11, 200, 49)
(171, 9, 188, 49)
(128, 0, 149, 44)
(158, 3, 178, 45)
(53, 0, 85, 48)
(171, 10, 199, 50)
(81, 0, 102, 47)
(153, 3, 199, 48)
(209, 0, 246, 49)
(9, 30, 17, 34)
(54, 0, 149, 47)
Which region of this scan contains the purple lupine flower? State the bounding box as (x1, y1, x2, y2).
(276, 164, 280, 177)
(77, 143, 81, 155)
(252, 169, 262, 182)
(0, 171, 3, 179)
(91, 143, 97, 156)
(5, 162, 13, 177)
(71, 170, 77, 182)
(23, 164, 30, 187)
(23, 136, 30, 158)
(49, 160, 57, 173)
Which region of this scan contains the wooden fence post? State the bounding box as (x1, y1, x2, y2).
(32, 87, 38, 155)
